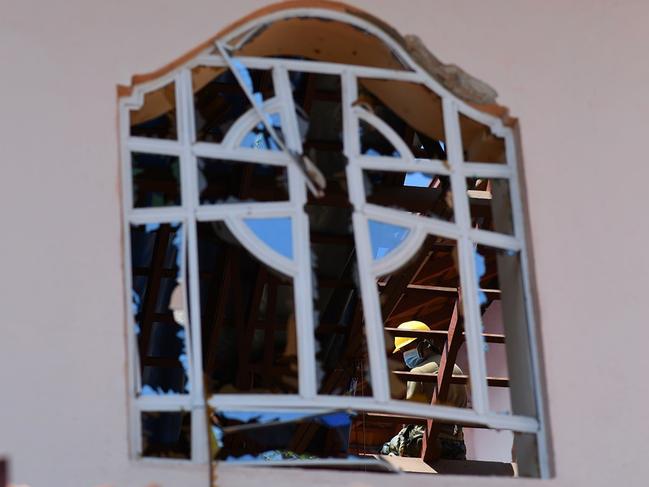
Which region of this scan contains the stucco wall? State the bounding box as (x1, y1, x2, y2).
(1, 1, 648, 486)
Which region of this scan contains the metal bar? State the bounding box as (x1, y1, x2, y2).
(421, 300, 463, 462)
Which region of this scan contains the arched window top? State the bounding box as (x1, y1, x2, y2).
(121, 1, 509, 125)
(119, 2, 549, 478)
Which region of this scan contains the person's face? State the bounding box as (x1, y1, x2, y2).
(399, 340, 421, 368)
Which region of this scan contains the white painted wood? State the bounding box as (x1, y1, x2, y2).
(126, 137, 183, 157)
(354, 107, 415, 162)
(273, 65, 318, 400)
(370, 225, 426, 277)
(221, 97, 283, 149)
(207, 395, 538, 433)
(442, 97, 490, 415)
(357, 155, 450, 176)
(342, 70, 391, 403)
(363, 203, 461, 240)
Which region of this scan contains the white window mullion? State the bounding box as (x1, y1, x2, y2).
(273, 65, 318, 399)
(176, 68, 210, 463)
(342, 70, 391, 403)
(126, 137, 183, 156)
(504, 126, 551, 476)
(443, 97, 490, 415)
(461, 162, 512, 179)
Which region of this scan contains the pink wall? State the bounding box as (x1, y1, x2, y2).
(1, 1, 649, 486)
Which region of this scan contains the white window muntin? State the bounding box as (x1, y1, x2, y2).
(120, 10, 547, 473)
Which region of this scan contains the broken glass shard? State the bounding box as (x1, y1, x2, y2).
(239, 113, 282, 151)
(244, 217, 293, 260)
(130, 223, 190, 395)
(368, 220, 410, 260)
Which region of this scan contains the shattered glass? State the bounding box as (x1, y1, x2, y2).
(240, 112, 282, 151)
(210, 408, 396, 471)
(368, 220, 410, 260)
(130, 223, 191, 395)
(198, 221, 298, 395)
(244, 217, 293, 260)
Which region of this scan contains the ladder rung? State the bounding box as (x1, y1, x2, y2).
(384, 327, 505, 344)
(393, 371, 509, 387)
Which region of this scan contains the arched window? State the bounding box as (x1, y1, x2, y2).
(120, 3, 549, 477)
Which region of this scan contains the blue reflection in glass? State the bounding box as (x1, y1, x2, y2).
(404, 171, 433, 188)
(368, 220, 410, 260)
(245, 217, 293, 259)
(212, 410, 356, 462)
(240, 113, 281, 151)
(475, 249, 487, 305)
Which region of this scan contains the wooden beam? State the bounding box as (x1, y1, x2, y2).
(384, 327, 505, 344)
(378, 282, 501, 300)
(393, 371, 509, 388)
(421, 300, 463, 462)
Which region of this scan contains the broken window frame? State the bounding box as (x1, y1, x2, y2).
(119, 7, 549, 475)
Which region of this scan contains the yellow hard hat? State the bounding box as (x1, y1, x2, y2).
(393, 321, 430, 353)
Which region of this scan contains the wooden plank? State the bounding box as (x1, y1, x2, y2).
(384, 327, 505, 344)
(393, 371, 509, 388)
(378, 282, 501, 300)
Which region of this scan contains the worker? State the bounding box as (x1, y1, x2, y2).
(380, 320, 468, 460)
